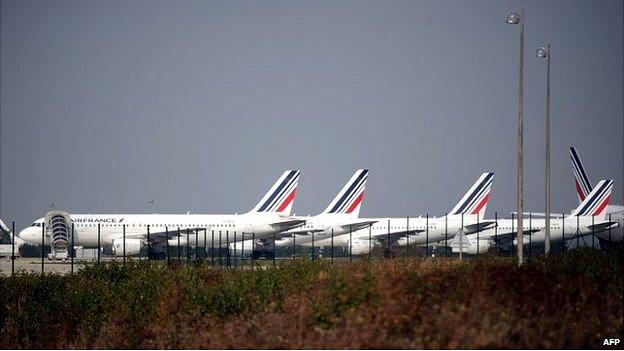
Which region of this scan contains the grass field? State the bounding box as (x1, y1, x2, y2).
(0, 246, 622, 349)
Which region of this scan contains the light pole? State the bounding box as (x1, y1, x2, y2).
(506, 9, 525, 265)
(536, 44, 551, 255)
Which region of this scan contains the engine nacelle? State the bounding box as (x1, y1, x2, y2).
(111, 238, 142, 256)
(452, 239, 491, 255)
(349, 239, 373, 255)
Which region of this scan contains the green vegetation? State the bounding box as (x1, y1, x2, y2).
(1, 246, 622, 349)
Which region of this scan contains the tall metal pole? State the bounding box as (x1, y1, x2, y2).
(506, 9, 525, 265)
(545, 43, 552, 255)
(516, 8, 525, 266)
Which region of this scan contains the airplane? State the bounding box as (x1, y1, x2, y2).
(304, 172, 496, 256)
(569, 147, 623, 243)
(16, 170, 306, 259)
(509, 147, 622, 245)
(449, 179, 619, 254)
(231, 169, 376, 259)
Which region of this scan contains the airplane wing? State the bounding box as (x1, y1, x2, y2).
(125, 227, 203, 245)
(372, 229, 425, 246)
(340, 220, 378, 232)
(269, 219, 306, 232)
(463, 221, 497, 234)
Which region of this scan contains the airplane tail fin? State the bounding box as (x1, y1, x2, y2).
(570, 146, 592, 203)
(250, 170, 300, 215)
(449, 172, 494, 217)
(322, 169, 369, 217)
(570, 179, 613, 218)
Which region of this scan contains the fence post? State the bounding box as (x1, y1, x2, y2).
(292, 232, 296, 259)
(312, 231, 315, 261)
(147, 224, 151, 264)
(252, 232, 255, 269)
(195, 227, 199, 260)
(331, 228, 334, 262)
(273, 230, 276, 267)
(218, 230, 222, 266)
(211, 230, 214, 265)
(576, 215, 580, 248)
(349, 225, 352, 263)
(233, 231, 237, 266)
(204, 229, 207, 260)
(41, 222, 45, 274)
(386, 219, 390, 258)
(494, 212, 498, 255)
(511, 213, 515, 258)
(166, 227, 170, 266)
(425, 214, 429, 258)
(123, 224, 126, 264)
(177, 228, 181, 262)
(186, 228, 190, 265)
(226, 230, 230, 268)
(591, 215, 595, 249)
(476, 213, 480, 256)
(406, 217, 410, 257)
(608, 213, 612, 242)
(562, 214, 565, 253)
(71, 222, 74, 274)
(368, 225, 372, 260)
(445, 214, 448, 257)
(97, 223, 101, 264)
(528, 214, 531, 261)
(11, 221, 15, 276)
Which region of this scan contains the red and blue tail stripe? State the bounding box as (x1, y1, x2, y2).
(253, 170, 300, 214)
(324, 169, 369, 215)
(571, 179, 613, 217)
(450, 172, 494, 216)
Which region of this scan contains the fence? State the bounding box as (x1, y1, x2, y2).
(0, 212, 617, 276)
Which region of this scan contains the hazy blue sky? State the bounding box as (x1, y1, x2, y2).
(1, 0, 622, 226)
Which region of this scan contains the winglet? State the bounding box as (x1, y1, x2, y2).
(570, 147, 592, 202)
(571, 179, 613, 218)
(449, 172, 494, 216)
(250, 170, 301, 215)
(322, 169, 369, 216)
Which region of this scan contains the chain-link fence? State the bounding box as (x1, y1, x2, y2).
(0, 212, 618, 275)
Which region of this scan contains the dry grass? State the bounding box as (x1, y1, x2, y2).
(1, 246, 622, 349)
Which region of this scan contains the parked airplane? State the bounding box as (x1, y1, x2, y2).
(569, 147, 623, 243)
(449, 179, 618, 254)
(305, 172, 496, 255)
(232, 169, 376, 259)
(16, 170, 306, 259)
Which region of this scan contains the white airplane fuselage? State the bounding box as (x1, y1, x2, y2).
(18, 212, 295, 247)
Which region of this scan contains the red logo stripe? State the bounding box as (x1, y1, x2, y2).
(470, 192, 490, 215)
(592, 195, 610, 216)
(575, 179, 586, 201)
(276, 189, 297, 212)
(345, 192, 364, 214)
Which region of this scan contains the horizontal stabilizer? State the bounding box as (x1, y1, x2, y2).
(586, 221, 619, 232)
(269, 219, 306, 232)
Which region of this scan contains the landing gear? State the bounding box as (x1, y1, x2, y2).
(383, 249, 396, 258)
(251, 249, 274, 260)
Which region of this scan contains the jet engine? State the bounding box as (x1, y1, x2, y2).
(111, 238, 142, 256)
(349, 239, 373, 255)
(451, 239, 492, 255)
(44, 211, 72, 260)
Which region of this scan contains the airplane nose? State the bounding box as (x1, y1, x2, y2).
(18, 228, 35, 243)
